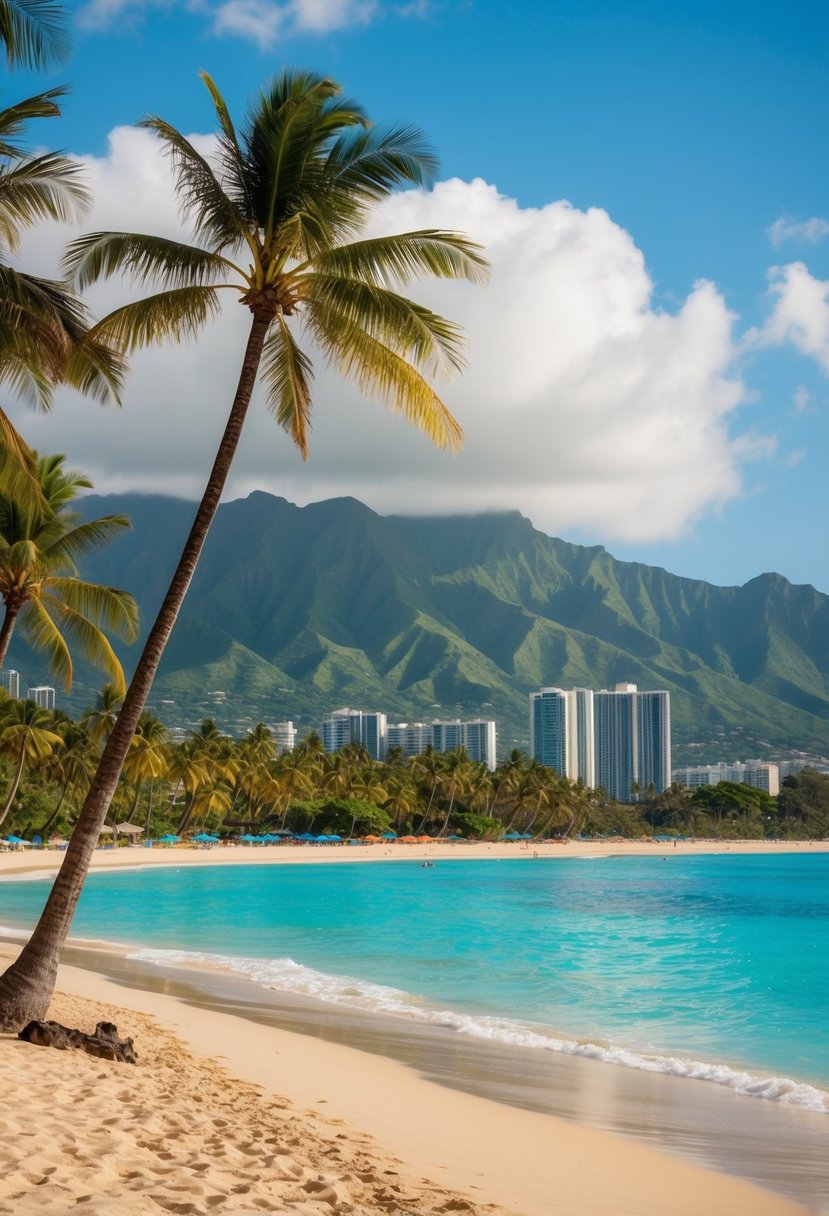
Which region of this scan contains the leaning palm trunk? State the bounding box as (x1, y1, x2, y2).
(0, 312, 268, 1027)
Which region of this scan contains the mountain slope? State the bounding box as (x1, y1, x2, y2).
(9, 492, 828, 762)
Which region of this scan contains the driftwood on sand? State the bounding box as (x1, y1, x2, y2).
(18, 1019, 137, 1063)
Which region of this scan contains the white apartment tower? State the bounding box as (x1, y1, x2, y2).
(28, 685, 56, 711)
(0, 669, 20, 699)
(530, 687, 595, 785)
(531, 682, 670, 802)
(269, 721, 297, 755)
(321, 708, 388, 760)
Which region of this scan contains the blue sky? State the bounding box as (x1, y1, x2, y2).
(9, 0, 829, 591)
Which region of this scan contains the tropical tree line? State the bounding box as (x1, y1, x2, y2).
(2, 701, 827, 844)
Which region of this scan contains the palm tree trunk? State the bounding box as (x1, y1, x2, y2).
(0, 603, 21, 670)
(0, 311, 271, 1029)
(0, 744, 26, 827)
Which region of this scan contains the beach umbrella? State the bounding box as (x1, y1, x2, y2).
(97, 823, 118, 835)
(381, 831, 397, 839)
(5, 835, 32, 846)
(193, 832, 219, 842)
(447, 834, 465, 841)
(399, 835, 417, 843)
(325, 833, 343, 841)
(115, 821, 144, 836)
(156, 833, 180, 843)
(416, 835, 432, 842)
(239, 833, 262, 843)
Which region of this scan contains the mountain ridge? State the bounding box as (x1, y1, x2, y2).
(8, 491, 828, 763)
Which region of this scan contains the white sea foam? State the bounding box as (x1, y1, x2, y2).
(127, 946, 829, 1114)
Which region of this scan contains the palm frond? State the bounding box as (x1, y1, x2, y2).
(0, 153, 89, 250)
(304, 274, 467, 379)
(41, 515, 132, 568)
(88, 286, 221, 351)
(0, 409, 46, 510)
(62, 332, 126, 405)
(41, 579, 139, 643)
(306, 231, 489, 288)
(28, 595, 128, 693)
(260, 317, 314, 457)
(326, 122, 439, 202)
(0, 87, 66, 156)
(138, 116, 254, 257)
(63, 231, 235, 291)
(308, 306, 463, 453)
(0, 0, 69, 69)
(18, 595, 73, 688)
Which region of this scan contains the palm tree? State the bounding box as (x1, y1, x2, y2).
(0, 453, 139, 690)
(1, 86, 124, 506)
(81, 684, 124, 746)
(0, 697, 63, 826)
(0, 69, 485, 1027)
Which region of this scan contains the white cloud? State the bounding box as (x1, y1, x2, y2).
(78, 0, 382, 43)
(10, 127, 760, 545)
(763, 262, 829, 375)
(767, 216, 829, 248)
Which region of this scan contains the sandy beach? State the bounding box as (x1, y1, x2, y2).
(1, 835, 827, 881)
(0, 933, 816, 1216)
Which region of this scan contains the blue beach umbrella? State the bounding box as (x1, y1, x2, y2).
(5, 835, 32, 846)
(156, 833, 180, 843)
(193, 833, 219, 842)
(381, 831, 397, 839)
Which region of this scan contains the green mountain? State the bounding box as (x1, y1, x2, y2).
(10, 492, 829, 763)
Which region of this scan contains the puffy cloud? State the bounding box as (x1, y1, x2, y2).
(767, 216, 829, 248)
(763, 262, 829, 375)
(10, 127, 757, 544)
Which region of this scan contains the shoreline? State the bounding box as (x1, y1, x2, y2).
(0, 940, 815, 1216)
(2, 835, 827, 880)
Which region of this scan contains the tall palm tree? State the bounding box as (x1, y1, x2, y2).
(0, 697, 63, 826)
(0, 453, 139, 690)
(0, 69, 485, 1027)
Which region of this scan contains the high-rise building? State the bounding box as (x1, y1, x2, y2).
(592, 683, 671, 802)
(269, 721, 297, 754)
(0, 669, 20, 699)
(594, 685, 638, 802)
(566, 688, 595, 786)
(386, 722, 432, 757)
(529, 688, 568, 774)
(636, 689, 672, 795)
(430, 720, 465, 754)
(320, 709, 387, 760)
(28, 685, 56, 710)
(428, 719, 497, 770)
(460, 719, 497, 770)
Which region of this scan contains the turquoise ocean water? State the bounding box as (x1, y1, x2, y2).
(1, 852, 827, 1111)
